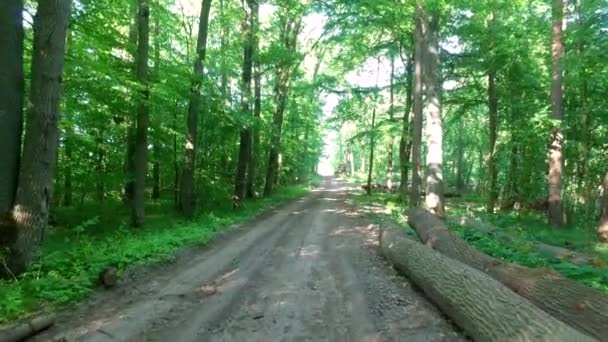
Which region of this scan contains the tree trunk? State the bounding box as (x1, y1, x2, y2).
(380, 223, 593, 341)
(548, 0, 565, 227)
(0, 0, 24, 222)
(95, 133, 105, 202)
(408, 207, 608, 340)
(235, 0, 254, 202)
(386, 56, 395, 189)
(264, 16, 301, 196)
(410, 8, 424, 208)
(455, 126, 465, 194)
(487, 70, 498, 212)
(131, 0, 150, 226)
(246, 1, 260, 198)
(124, 0, 138, 204)
(422, 12, 445, 217)
(4, 0, 71, 275)
(366, 108, 377, 196)
(399, 55, 414, 202)
(179, 0, 212, 216)
(598, 174, 608, 243)
(152, 144, 160, 200)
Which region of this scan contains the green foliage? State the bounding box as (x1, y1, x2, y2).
(0, 186, 310, 324)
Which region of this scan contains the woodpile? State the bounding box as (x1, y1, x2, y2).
(380, 223, 595, 341)
(404, 208, 608, 341)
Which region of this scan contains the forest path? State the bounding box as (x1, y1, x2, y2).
(34, 178, 463, 342)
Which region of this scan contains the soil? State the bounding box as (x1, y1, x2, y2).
(32, 178, 465, 342)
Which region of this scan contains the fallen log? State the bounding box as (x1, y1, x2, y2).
(410, 208, 608, 341)
(379, 224, 594, 341)
(447, 216, 599, 266)
(0, 314, 55, 342)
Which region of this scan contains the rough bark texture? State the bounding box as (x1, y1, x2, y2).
(178, 0, 212, 216)
(246, 1, 260, 199)
(0, 314, 55, 342)
(4, 0, 71, 274)
(131, 0, 150, 226)
(409, 208, 608, 340)
(422, 12, 445, 217)
(234, 0, 254, 202)
(548, 0, 565, 227)
(410, 8, 424, 208)
(598, 174, 608, 243)
(0, 0, 24, 222)
(263, 16, 301, 196)
(380, 223, 593, 341)
(448, 216, 599, 266)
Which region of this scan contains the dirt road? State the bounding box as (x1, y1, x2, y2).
(36, 178, 464, 342)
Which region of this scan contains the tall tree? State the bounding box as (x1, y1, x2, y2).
(179, 0, 213, 216)
(599, 174, 608, 243)
(246, 1, 261, 198)
(399, 55, 413, 202)
(235, 0, 255, 202)
(263, 13, 302, 196)
(125, 0, 139, 204)
(486, 12, 498, 213)
(3, 0, 71, 274)
(423, 8, 445, 217)
(409, 8, 424, 208)
(132, 0, 150, 226)
(547, 0, 565, 227)
(386, 54, 395, 189)
(0, 0, 24, 224)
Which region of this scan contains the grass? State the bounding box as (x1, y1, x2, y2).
(0, 184, 312, 325)
(349, 190, 608, 294)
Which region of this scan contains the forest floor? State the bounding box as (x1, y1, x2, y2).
(31, 177, 464, 342)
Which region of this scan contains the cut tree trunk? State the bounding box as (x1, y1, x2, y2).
(447, 216, 600, 266)
(0, 314, 55, 342)
(380, 223, 594, 341)
(409, 207, 608, 340)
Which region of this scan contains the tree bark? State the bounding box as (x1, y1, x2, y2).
(598, 174, 608, 243)
(399, 54, 414, 202)
(124, 0, 138, 204)
(4, 0, 71, 274)
(386, 55, 395, 189)
(408, 207, 608, 340)
(179, 0, 212, 216)
(380, 223, 593, 341)
(410, 8, 424, 208)
(235, 0, 254, 202)
(0, 0, 24, 222)
(548, 0, 565, 227)
(246, 1, 261, 199)
(487, 70, 498, 212)
(263, 16, 301, 196)
(366, 108, 377, 196)
(422, 12, 445, 217)
(131, 0, 150, 226)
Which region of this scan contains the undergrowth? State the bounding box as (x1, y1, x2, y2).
(0, 185, 311, 325)
(351, 191, 608, 294)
